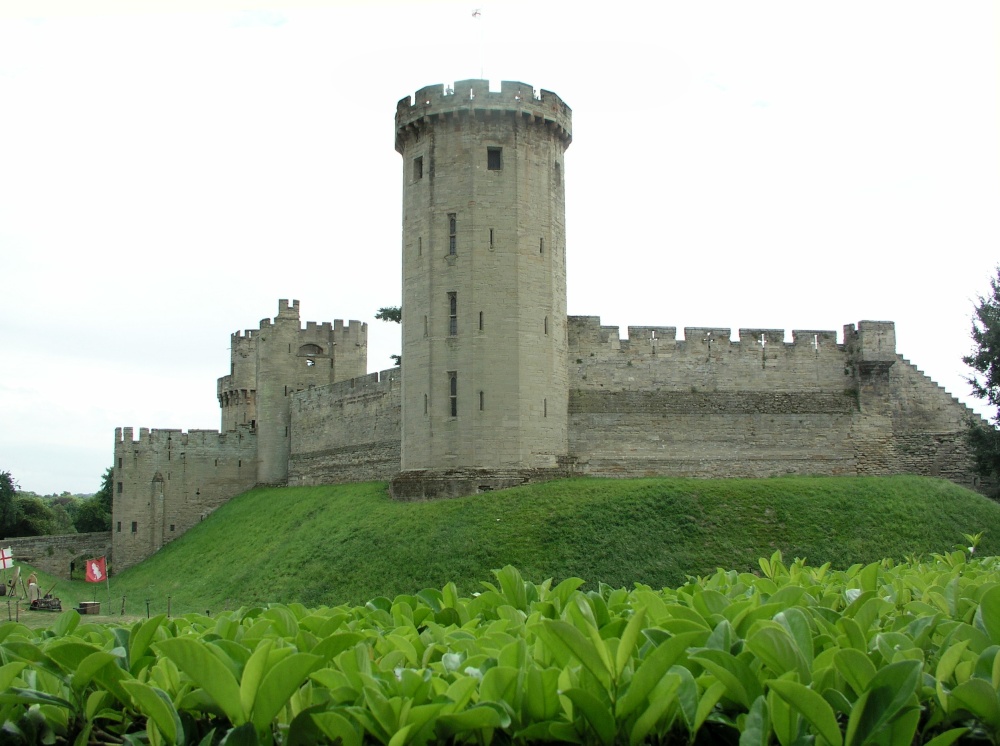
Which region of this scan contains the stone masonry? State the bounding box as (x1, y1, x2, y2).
(112, 80, 986, 569)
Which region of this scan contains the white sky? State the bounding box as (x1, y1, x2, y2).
(1, 0, 997, 494)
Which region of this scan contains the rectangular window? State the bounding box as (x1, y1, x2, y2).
(424, 393, 428, 415)
(448, 214, 457, 255)
(423, 315, 428, 337)
(118, 457, 122, 468)
(448, 292, 457, 336)
(418, 236, 422, 256)
(170, 524, 175, 532)
(479, 311, 483, 331)
(489, 228, 494, 248)
(539, 237, 544, 254)
(449, 372, 458, 417)
(544, 398, 548, 417)
(480, 390, 484, 411)
(487, 147, 502, 170)
(116, 521, 121, 533)
(131, 521, 137, 533)
(117, 482, 122, 494)
(413, 156, 423, 180)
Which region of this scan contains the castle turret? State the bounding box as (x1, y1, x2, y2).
(254, 300, 368, 485)
(392, 80, 572, 498)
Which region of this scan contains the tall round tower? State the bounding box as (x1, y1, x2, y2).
(392, 79, 572, 499)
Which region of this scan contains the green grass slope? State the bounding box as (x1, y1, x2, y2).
(98, 475, 1000, 615)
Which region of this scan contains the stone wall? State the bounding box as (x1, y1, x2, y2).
(288, 368, 402, 486)
(565, 317, 981, 485)
(112, 426, 258, 572)
(5, 532, 112, 580)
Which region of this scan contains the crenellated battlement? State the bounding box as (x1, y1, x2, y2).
(395, 79, 572, 153)
(569, 316, 847, 352)
(295, 367, 401, 404)
(116, 425, 255, 447)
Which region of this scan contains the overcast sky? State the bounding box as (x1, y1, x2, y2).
(1, 0, 997, 494)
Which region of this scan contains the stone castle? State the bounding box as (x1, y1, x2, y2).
(112, 80, 982, 571)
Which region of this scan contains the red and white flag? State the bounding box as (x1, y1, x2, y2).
(0, 547, 12, 570)
(85, 557, 107, 583)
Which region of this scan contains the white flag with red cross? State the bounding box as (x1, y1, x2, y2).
(0, 548, 12, 570)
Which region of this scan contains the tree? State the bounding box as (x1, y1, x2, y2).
(964, 268, 1000, 480)
(0, 471, 19, 537)
(75, 467, 113, 533)
(376, 306, 402, 366)
(375, 306, 402, 324)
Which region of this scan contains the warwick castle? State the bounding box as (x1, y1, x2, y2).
(113, 80, 982, 570)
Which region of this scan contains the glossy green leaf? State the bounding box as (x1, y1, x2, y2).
(616, 630, 705, 718)
(562, 687, 616, 745)
(769, 678, 842, 746)
(155, 636, 244, 724)
(739, 695, 770, 746)
(834, 648, 877, 696)
(845, 659, 921, 746)
(122, 680, 182, 745)
(536, 619, 610, 687)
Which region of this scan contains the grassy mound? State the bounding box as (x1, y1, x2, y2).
(69, 476, 1000, 615)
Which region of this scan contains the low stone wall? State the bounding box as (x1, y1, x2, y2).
(5, 532, 112, 579)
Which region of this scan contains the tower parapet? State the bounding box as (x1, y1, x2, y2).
(396, 80, 571, 154)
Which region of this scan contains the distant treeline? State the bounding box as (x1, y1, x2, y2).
(1, 468, 112, 538)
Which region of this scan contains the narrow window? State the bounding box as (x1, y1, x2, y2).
(116, 521, 121, 533)
(118, 457, 122, 468)
(285, 425, 289, 437)
(131, 521, 138, 533)
(539, 238, 544, 254)
(117, 482, 123, 494)
(487, 147, 502, 170)
(413, 156, 423, 180)
(555, 161, 561, 185)
(479, 311, 483, 331)
(544, 398, 548, 417)
(544, 316, 549, 335)
(448, 292, 457, 335)
(170, 524, 175, 532)
(448, 213, 457, 255)
(215, 458, 218, 467)
(449, 372, 458, 417)
(423, 315, 428, 337)
(489, 228, 494, 248)
(479, 390, 484, 411)
(418, 236, 422, 256)
(238, 459, 242, 468)
(424, 393, 428, 414)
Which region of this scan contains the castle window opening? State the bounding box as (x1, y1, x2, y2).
(448, 214, 457, 255)
(423, 315, 428, 336)
(413, 156, 423, 180)
(131, 521, 137, 533)
(479, 311, 483, 331)
(116, 521, 121, 533)
(118, 457, 122, 468)
(544, 398, 548, 417)
(424, 393, 428, 415)
(555, 161, 561, 185)
(544, 316, 549, 335)
(487, 147, 502, 170)
(489, 228, 494, 248)
(116, 482, 122, 494)
(449, 372, 458, 417)
(539, 238, 544, 254)
(418, 236, 422, 256)
(448, 292, 458, 336)
(480, 390, 484, 411)
(170, 524, 175, 532)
